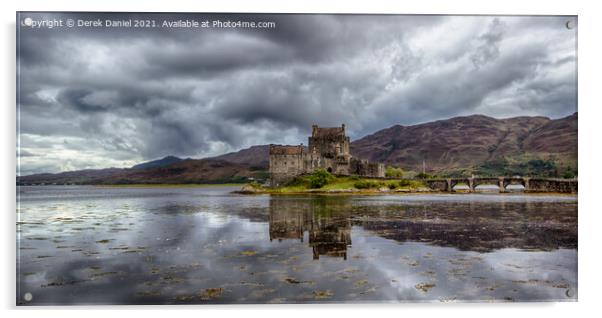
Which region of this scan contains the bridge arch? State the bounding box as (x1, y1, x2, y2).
(502, 177, 527, 192)
(470, 177, 500, 192)
(451, 179, 470, 191)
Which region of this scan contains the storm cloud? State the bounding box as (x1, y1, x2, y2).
(16, 13, 577, 174)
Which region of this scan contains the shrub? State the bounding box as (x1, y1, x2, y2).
(354, 180, 380, 189)
(562, 167, 577, 179)
(248, 165, 266, 171)
(308, 169, 334, 188)
(286, 176, 308, 187)
(415, 172, 434, 179)
(385, 166, 404, 178)
(398, 179, 412, 187)
(248, 181, 262, 188)
(388, 183, 397, 190)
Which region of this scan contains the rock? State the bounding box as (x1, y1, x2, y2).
(416, 187, 433, 192)
(378, 187, 390, 192)
(238, 184, 259, 194)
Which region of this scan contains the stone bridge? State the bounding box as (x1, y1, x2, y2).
(424, 177, 577, 193)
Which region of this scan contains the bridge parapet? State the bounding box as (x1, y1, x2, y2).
(423, 177, 577, 193)
(526, 178, 577, 193)
(423, 179, 450, 192)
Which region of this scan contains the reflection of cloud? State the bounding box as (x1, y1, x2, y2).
(18, 188, 577, 304)
(355, 235, 576, 301)
(17, 13, 577, 174)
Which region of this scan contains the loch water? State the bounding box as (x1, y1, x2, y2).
(17, 185, 577, 304)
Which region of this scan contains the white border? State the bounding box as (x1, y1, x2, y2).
(3, 1, 601, 318)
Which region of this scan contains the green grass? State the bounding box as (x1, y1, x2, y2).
(320, 177, 358, 190)
(260, 176, 425, 193)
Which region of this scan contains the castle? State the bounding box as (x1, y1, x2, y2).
(268, 124, 385, 187)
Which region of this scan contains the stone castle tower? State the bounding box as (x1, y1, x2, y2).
(308, 124, 350, 160)
(269, 124, 385, 187)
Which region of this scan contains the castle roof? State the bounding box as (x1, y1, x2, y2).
(269, 145, 305, 155)
(312, 126, 345, 138)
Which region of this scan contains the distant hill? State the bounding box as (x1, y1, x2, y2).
(16, 168, 127, 185)
(17, 158, 267, 185)
(209, 145, 270, 168)
(132, 155, 183, 170)
(16, 113, 577, 184)
(101, 158, 263, 184)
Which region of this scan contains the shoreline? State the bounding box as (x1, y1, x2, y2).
(94, 183, 246, 188)
(18, 183, 246, 187)
(17, 183, 577, 196)
(233, 187, 577, 196)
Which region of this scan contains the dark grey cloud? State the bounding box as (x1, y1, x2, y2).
(16, 13, 577, 174)
(470, 18, 505, 69)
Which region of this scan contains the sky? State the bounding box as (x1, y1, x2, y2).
(17, 13, 577, 175)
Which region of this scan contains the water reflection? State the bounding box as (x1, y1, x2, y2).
(268, 195, 577, 255)
(17, 186, 577, 305)
(269, 197, 352, 259)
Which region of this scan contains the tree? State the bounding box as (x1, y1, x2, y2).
(563, 167, 577, 179)
(385, 166, 404, 178)
(308, 169, 334, 188)
(415, 172, 434, 179)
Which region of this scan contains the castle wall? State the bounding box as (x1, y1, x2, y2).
(269, 153, 304, 174)
(349, 158, 385, 178)
(269, 145, 306, 187)
(308, 135, 350, 159)
(304, 154, 341, 174)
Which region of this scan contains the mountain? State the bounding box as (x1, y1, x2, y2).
(350, 113, 577, 176)
(17, 158, 267, 185)
(209, 145, 270, 168)
(522, 113, 577, 154)
(98, 158, 262, 184)
(132, 155, 183, 170)
(17, 168, 126, 185)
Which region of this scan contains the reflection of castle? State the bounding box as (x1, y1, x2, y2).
(269, 197, 352, 260)
(267, 197, 577, 255)
(269, 202, 309, 242)
(308, 217, 351, 260)
(269, 124, 385, 187)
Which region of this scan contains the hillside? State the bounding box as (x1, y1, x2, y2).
(132, 155, 183, 170)
(209, 145, 270, 168)
(350, 113, 577, 177)
(16, 168, 127, 185)
(97, 159, 262, 184)
(17, 158, 267, 185)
